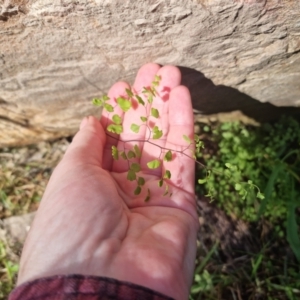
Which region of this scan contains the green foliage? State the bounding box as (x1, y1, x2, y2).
(107, 124, 123, 134)
(130, 124, 140, 133)
(117, 97, 131, 112)
(120, 151, 127, 160)
(111, 145, 118, 160)
(127, 150, 136, 159)
(164, 150, 172, 162)
(134, 186, 141, 195)
(133, 145, 141, 158)
(92, 95, 110, 107)
(138, 177, 145, 186)
(147, 159, 161, 169)
(198, 117, 300, 223)
(164, 170, 171, 179)
(190, 242, 300, 300)
(125, 88, 133, 98)
(130, 163, 141, 173)
(104, 103, 114, 112)
(145, 188, 151, 202)
(127, 170, 136, 181)
(151, 108, 159, 118)
(0, 241, 19, 299)
(183, 134, 192, 144)
(112, 114, 122, 125)
(197, 116, 300, 260)
(136, 95, 145, 106)
(152, 126, 163, 139)
(91, 74, 180, 200)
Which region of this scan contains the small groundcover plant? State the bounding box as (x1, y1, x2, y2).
(191, 117, 300, 300)
(197, 117, 300, 260)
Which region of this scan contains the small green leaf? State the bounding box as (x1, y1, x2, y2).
(104, 103, 114, 112)
(153, 126, 163, 139)
(143, 88, 154, 103)
(198, 178, 207, 184)
(138, 177, 145, 186)
(127, 150, 136, 159)
(257, 192, 265, 200)
(134, 145, 141, 158)
(194, 134, 200, 142)
(148, 95, 153, 104)
(196, 140, 204, 150)
(164, 170, 171, 179)
(241, 190, 248, 200)
(152, 75, 160, 87)
(92, 98, 103, 106)
(235, 183, 242, 191)
(131, 124, 140, 133)
(117, 97, 131, 112)
(151, 108, 159, 118)
(102, 95, 110, 101)
(130, 163, 141, 172)
(112, 145, 119, 160)
(112, 114, 122, 125)
(136, 95, 145, 106)
(158, 178, 163, 187)
(107, 124, 123, 134)
(225, 163, 232, 169)
(127, 170, 136, 181)
(153, 130, 163, 139)
(163, 184, 169, 196)
(203, 126, 210, 132)
(125, 88, 133, 97)
(140, 116, 148, 122)
(154, 75, 161, 82)
(164, 150, 172, 162)
(147, 159, 161, 169)
(222, 132, 233, 139)
(145, 188, 151, 202)
(183, 135, 191, 144)
(134, 186, 141, 195)
(120, 151, 127, 160)
(143, 87, 155, 97)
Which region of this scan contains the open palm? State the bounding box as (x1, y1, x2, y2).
(17, 64, 199, 300)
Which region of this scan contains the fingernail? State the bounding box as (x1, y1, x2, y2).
(80, 117, 89, 129)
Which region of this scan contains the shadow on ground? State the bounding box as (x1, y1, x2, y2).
(179, 66, 300, 123)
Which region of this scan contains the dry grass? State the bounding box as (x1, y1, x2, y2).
(0, 138, 69, 299)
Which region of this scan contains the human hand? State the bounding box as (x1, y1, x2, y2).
(17, 63, 199, 300)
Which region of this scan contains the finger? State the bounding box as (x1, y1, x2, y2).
(140, 65, 181, 176)
(163, 86, 195, 194)
(64, 116, 106, 167)
(133, 63, 161, 92)
(112, 63, 161, 172)
(101, 81, 131, 170)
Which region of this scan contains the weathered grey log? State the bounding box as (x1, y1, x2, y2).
(1, 0, 300, 146)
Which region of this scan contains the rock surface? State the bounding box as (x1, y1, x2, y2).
(1, 0, 300, 146)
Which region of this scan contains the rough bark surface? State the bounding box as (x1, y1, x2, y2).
(0, 0, 300, 146)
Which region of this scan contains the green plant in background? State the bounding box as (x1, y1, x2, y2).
(197, 116, 300, 260)
(190, 241, 300, 300)
(0, 241, 19, 299)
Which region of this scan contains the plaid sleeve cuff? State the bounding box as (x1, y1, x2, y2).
(9, 274, 175, 300)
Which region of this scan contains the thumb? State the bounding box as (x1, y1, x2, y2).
(64, 116, 106, 167)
